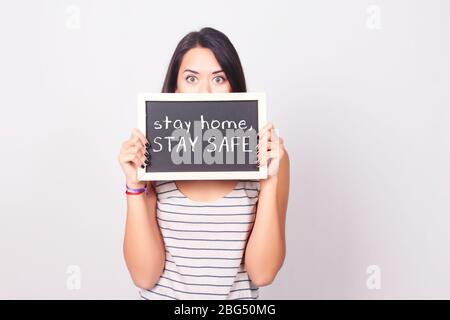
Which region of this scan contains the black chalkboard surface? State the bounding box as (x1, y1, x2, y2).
(137, 93, 267, 181)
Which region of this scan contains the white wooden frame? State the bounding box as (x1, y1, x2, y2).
(137, 92, 267, 181)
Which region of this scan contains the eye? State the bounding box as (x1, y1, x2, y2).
(213, 75, 226, 84)
(185, 75, 198, 84)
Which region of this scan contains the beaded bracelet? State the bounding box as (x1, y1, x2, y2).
(125, 184, 147, 195)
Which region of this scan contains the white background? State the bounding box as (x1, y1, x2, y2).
(0, 0, 449, 299)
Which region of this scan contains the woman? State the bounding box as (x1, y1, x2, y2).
(118, 27, 290, 300)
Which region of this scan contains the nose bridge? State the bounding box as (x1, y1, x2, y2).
(199, 77, 211, 93)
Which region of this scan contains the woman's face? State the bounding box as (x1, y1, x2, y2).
(175, 47, 231, 93)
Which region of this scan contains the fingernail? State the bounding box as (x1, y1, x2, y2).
(144, 152, 149, 157)
(145, 159, 150, 165)
(145, 142, 150, 148)
(141, 164, 145, 169)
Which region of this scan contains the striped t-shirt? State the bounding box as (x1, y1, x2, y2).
(139, 180, 260, 300)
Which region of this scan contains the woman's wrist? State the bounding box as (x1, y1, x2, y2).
(126, 180, 146, 189)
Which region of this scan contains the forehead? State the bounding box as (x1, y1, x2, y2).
(179, 47, 222, 73)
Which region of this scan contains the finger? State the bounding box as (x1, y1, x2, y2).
(257, 133, 274, 151)
(130, 152, 146, 168)
(138, 147, 149, 166)
(264, 140, 282, 151)
(258, 129, 271, 142)
(257, 146, 272, 162)
(132, 128, 149, 147)
(267, 154, 281, 175)
(270, 127, 280, 142)
(258, 145, 279, 161)
(268, 146, 280, 160)
(258, 122, 273, 137)
(257, 123, 273, 140)
(257, 148, 266, 162)
(257, 130, 271, 149)
(258, 140, 274, 153)
(121, 139, 134, 152)
(257, 141, 268, 156)
(122, 146, 147, 167)
(129, 135, 146, 149)
(141, 149, 151, 166)
(128, 136, 146, 156)
(120, 153, 141, 167)
(258, 122, 274, 137)
(127, 144, 145, 157)
(121, 138, 143, 157)
(135, 145, 151, 166)
(257, 152, 270, 167)
(258, 150, 278, 166)
(135, 148, 146, 165)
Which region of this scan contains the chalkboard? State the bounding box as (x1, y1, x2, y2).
(137, 93, 267, 181)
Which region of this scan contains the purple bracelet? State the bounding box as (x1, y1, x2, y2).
(126, 184, 147, 193)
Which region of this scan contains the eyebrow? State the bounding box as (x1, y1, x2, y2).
(183, 69, 199, 74)
(183, 69, 224, 74)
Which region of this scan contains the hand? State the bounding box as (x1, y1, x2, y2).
(257, 122, 286, 177)
(118, 128, 150, 187)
